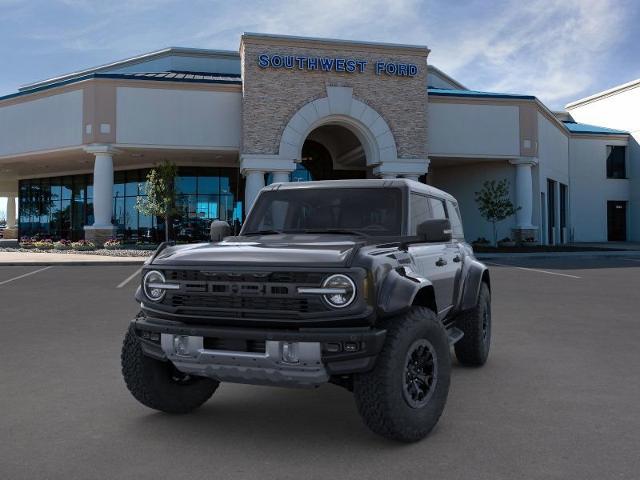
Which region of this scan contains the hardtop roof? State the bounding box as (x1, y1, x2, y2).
(263, 178, 457, 202)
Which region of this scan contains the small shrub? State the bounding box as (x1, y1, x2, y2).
(20, 236, 35, 249)
(103, 238, 122, 250)
(71, 240, 96, 251)
(54, 239, 72, 250)
(33, 239, 54, 250)
(472, 237, 490, 245)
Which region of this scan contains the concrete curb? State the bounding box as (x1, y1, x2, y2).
(476, 250, 640, 260)
(0, 260, 147, 266)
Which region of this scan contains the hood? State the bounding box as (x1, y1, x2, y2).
(151, 234, 362, 268)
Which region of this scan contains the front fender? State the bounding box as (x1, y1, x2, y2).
(377, 267, 435, 317)
(460, 259, 490, 311)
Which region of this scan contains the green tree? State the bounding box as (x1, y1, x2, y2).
(474, 179, 520, 246)
(136, 161, 178, 243)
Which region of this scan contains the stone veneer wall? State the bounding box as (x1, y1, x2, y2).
(240, 36, 429, 160)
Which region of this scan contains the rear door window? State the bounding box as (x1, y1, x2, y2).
(428, 197, 447, 220)
(446, 200, 464, 239)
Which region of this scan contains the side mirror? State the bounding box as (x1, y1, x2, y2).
(416, 219, 452, 243)
(210, 220, 231, 242)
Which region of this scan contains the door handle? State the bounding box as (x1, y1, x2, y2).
(435, 257, 447, 267)
(453, 255, 461, 263)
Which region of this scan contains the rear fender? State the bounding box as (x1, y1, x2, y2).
(378, 267, 437, 317)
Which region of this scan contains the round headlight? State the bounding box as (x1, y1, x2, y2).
(322, 274, 356, 308)
(143, 270, 166, 302)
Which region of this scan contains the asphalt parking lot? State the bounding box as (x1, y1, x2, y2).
(1, 257, 640, 480)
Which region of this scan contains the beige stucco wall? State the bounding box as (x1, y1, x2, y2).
(240, 35, 429, 160)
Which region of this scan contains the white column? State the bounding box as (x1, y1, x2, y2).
(402, 174, 420, 182)
(91, 152, 114, 227)
(271, 171, 290, 184)
(509, 158, 538, 229)
(6, 195, 16, 229)
(244, 170, 265, 213)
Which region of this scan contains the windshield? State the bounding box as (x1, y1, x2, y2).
(242, 187, 403, 237)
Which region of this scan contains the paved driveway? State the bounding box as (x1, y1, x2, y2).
(1, 258, 639, 479)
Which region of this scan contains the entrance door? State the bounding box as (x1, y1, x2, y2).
(607, 201, 627, 241)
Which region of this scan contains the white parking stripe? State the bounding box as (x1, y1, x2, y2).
(486, 262, 581, 279)
(624, 258, 640, 263)
(117, 268, 142, 289)
(0, 266, 52, 286)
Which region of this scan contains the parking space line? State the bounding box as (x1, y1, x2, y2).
(624, 258, 640, 263)
(485, 262, 581, 279)
(0, 266, 52, 286)
(117, 268, 142, 289)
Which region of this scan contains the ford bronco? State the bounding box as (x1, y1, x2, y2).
(121, 179, 491, 442)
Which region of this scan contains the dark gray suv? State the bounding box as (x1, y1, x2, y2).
(121, 179, 491, 442)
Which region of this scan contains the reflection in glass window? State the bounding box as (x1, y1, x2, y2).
(410, 193, 430, 235)
(446, 200, 464, 239)
(429, 197, 447, 219)
(18, 167, 242, 242)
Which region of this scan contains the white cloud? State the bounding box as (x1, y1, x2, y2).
(4, 0, 635, 109)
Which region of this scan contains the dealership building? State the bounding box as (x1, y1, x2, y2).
(0, 33, 637, 244)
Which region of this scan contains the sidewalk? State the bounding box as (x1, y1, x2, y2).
(0, 251, 149, 266)
(476, 250, 640, 260)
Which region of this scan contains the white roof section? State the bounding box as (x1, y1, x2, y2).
(566, 78, 640, 109)
(20, 47, 240, 92)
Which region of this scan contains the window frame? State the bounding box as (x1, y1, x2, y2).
(606, 145, 627, 179)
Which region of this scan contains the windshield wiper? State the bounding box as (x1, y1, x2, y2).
(299, 229, 368, 237)
(242, 229, 284, 236)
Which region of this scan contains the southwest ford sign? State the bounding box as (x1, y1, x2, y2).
(257, 54, 418, 77)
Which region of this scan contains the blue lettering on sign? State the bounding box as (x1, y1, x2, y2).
(320, 57, 335, 71)
(257, 54, 418, 77)
(258, 54, 269, 68)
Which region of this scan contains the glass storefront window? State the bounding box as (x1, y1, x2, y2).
(18, 166, 243, 242)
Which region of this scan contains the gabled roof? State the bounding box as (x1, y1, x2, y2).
(428, 87, 535, 100)
(427, 66, 467, 90)
(19, 47, 240, 92)
(0, 71, 241, 103)
(562, 121, 628, 135)
(565, 78, 640, 109)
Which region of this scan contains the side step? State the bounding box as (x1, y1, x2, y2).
(447, 327, 464, 345)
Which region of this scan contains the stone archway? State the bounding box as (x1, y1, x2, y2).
(278, 86, 398, 170)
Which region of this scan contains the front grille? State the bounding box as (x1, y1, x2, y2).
(170, 294, 314, 313)
(160, 269, 336, 320)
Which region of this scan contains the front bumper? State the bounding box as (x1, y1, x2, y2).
(133, 315, 386, 388)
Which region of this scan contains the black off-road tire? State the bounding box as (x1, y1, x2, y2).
(454, 283, 491, 366)
(121, 326, 219, 413)
(353, 306, 451, 442)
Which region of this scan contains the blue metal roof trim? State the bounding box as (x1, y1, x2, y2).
(428, 87, 536, 100)
(562, 121, 628, 135)
(0, 72, 242, 102)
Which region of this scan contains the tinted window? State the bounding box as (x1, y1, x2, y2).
(606, 146, 626, 179)
(243, 188, 403, 236)
(429, 197, 447, 219)
(410, 193, 430, 234)
(446, 200, 464, 239)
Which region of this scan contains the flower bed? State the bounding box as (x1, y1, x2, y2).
(70, 240, 96, 251)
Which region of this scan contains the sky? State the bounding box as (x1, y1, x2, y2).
(0, 0, 639, 106)
(0, 0, 638, 218)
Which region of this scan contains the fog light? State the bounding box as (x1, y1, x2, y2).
(344, 342, 359, 352)
(282, 342, 299, 364)
(173, 335, 190, 356)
